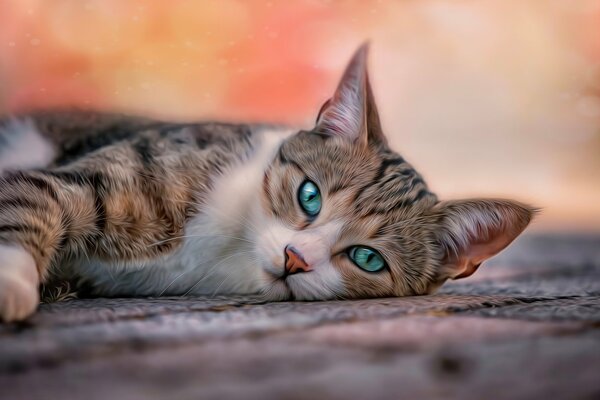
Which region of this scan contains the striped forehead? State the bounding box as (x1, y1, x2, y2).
(274, 132, 437, 217)
(353, 153, 437, 217)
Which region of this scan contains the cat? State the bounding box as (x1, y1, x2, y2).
(0, 44, 535, 322)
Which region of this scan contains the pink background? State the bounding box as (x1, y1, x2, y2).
(1, 1, 599, 231)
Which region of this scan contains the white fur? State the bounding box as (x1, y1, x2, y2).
(255, 219, 345, 300)
(0, 244, 39, 321)
(71, 127, 295, 297)
(64, 126, 347, 300)
(0, 119, 56, 173)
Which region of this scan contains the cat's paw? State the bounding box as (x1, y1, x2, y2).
(0, 245, 39, 322)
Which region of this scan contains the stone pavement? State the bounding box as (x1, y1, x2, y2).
(1, 234, 599, 400)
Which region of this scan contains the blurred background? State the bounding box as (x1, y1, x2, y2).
(0, 0, 599, 232)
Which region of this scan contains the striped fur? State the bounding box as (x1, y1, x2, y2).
(0, 45, 535, 321)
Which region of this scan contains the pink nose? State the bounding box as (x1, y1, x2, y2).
(284, 246, 311, 275)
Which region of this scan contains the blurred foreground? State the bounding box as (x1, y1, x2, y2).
(1, 1, 599, 231)
(1, 233, 599, 400)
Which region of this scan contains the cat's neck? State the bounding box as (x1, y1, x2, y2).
(204, 126, 294, 228)
(173, 126, 294, 295)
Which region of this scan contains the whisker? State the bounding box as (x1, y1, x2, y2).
(158, 269, 188, 296)
(202, 203, 260, 236)
(157, 253, 224, 296)
(181, 249, 257, 297)
(209, 255, 259, 297)
(147, 233, 254, 248)
(159, 246, 256, 297)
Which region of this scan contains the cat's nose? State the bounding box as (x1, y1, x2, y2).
(284, 245, 311, 275)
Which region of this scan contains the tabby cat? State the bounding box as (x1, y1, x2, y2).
(0, 45, 535, 322)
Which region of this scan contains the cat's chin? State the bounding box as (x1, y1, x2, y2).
(260, 277, 293, 301)
(259, 271, 339, 302)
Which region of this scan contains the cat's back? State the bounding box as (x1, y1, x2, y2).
(1, 109, 275, 171)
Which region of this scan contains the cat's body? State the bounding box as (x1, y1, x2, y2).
(1, 112, 293, 298)
(0, 45, 535, 321)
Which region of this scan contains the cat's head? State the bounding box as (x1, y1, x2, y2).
(253, 44, 535, 301)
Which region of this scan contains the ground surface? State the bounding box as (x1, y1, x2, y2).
(1, 234, 599, 400)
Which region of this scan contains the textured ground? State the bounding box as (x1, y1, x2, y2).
(1, 234, 599, 400)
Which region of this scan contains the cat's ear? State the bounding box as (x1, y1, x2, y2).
(432, 199, 537, 281)
(315, 43, 386, 146)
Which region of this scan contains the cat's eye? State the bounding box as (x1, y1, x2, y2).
(297, 180, 321, 217)
(348, 246, 386, 272)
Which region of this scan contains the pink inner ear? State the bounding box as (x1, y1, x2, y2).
(315, 99, 332, 124)
(315, 43, 369, 143)
(435, 198, 536, 281)
(448, 232, 516, 280)
(450, 234, 510, 279)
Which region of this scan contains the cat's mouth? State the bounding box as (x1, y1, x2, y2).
(264, 270, 295, 300)
(266, 270, 290, 287)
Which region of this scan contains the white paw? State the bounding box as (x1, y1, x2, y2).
(0, 245, 40, 322)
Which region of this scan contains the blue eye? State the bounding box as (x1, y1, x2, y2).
(348, 246, 386, 272)
(298, 180, 321, 217)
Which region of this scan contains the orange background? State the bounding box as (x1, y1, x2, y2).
(1, 0, 599, 232)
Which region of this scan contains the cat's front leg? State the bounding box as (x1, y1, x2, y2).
(0, 150, 194, 320)
(0, 170, 97, 322)
(0, 244, 39, 322)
